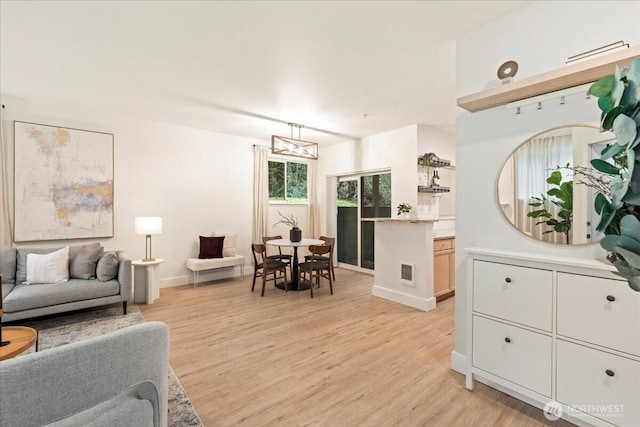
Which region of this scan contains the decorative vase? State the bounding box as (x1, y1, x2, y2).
(290, 226, 302, 242)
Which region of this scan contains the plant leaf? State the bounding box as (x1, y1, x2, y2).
(598, 96, 615, 113)
(601, 234, 640, 255)
(594, 193, 610, 214)
(628, 275, 640, 292)
(590, 75, 616, 98)
(619, 215, 640, 240)
(612, 114, 638, 146)
(602, 105, 629, 130)
(546, 170, 562, 185)
(616, 247, 640, 269)
(591, 159, 620, 175)
(600, 143, 626, 160)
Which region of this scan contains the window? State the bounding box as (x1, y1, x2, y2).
(268, 160, 308, 203)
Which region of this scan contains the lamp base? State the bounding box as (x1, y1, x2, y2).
(142, 257, 156, 262)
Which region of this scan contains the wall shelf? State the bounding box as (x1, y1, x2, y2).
(418, 185, 450, 193)
(457, 45, 640, 113)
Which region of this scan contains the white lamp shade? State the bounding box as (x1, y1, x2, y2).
(135, 217, 162, 235)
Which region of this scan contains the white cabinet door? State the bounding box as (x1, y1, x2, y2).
(473, 315, 552, 397)
(473, 261, 552, 331)
(557, 273, 640, 357)
(557, 340, 640, 427)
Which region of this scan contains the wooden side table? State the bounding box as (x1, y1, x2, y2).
(0, 326, 38, 361)
(132, 259, 164, 304)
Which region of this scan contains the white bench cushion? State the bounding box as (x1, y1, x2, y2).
(186, 255, 245, 272)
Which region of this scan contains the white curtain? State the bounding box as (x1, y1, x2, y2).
(307, 159, 320, 239)
(514, 135, 573, 244)
(0, 111, 12, 249)
(252, 145, 269, 244)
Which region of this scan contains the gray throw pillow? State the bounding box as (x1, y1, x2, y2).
(1, 248, 17, 284)
(96, 252, 119, 281)
(70, 245, 104, 279)
(68, 242, 101, 260)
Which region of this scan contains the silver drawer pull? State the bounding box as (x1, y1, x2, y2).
(504, 337, 511, 343)
(605, 369, 615, 377)
(606, 295, 616, 302)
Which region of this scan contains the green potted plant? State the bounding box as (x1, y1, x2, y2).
(588, 58, 640, 291)
(527, 170, 573, 244)
(397, 202, 412, 219)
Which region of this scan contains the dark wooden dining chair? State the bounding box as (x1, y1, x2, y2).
(299, 245, 333, 298)
(251, 244, 288, 296)
(303, 236, 336, 281)
(262, 235, 293, 266)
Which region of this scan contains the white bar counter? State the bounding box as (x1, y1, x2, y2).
(373, 219, 436, 312)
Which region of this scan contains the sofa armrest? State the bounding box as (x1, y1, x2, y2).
(116, 251, 132, 302)
(0, 321, 169, 427)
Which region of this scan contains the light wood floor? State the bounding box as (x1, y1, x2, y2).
(140, 268, 572, 427)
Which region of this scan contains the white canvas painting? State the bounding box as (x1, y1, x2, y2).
(14, 121, 114, 242)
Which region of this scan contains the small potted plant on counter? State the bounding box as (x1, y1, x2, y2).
(397, 203, 412, 219)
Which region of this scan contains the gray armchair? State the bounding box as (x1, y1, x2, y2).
(0, 321, 169, 427)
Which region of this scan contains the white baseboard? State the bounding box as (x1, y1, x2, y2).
(450, 350, 467, 375)
(372, 286, 436, 312)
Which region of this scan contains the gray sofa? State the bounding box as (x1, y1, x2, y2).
(0, 321, 169, 427)
(0, 243, 131, 322)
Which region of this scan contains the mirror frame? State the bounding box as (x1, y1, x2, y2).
(495, 124, 613, 247)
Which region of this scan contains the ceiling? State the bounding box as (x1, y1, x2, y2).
(0, 1, 530, 145)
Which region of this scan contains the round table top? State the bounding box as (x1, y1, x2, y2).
(0, 326, 38, 361)
(266, 238, 324, 247)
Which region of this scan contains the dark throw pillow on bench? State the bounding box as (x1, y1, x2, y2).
(199, 236, 225, 259)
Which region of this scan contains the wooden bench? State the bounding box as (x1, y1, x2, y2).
(185, 255, 245, 288)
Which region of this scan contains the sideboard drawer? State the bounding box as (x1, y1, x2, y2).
(473, 261, 552, 331)
(557, 340, 640, 427)
(472, 315, 552, 397)
(557, 273, 640, 357)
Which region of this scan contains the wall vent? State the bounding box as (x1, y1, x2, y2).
(400, 262, 415, 286)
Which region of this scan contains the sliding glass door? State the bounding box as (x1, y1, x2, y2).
(336, 172, 391, 270)
(337, 179, 358, 266)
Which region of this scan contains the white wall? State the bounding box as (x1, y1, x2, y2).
(317, 124, 418, 236)
(457, 1, 640, 98)
(417, 124, 456, 217)
(1, 93, 266, 287)
(453, 1, 640, 370)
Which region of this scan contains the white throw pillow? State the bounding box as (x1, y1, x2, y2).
(25, 246, 70, 284)
(211, 232, 237, 257)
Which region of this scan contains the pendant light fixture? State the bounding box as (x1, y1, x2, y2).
(271, 123, 318, 160)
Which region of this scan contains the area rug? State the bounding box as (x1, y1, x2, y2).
(17, 304, 203, 427)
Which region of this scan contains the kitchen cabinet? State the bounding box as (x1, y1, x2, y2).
(433, 238, 455, 300)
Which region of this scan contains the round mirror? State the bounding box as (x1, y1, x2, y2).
(496, 125, 615, 245)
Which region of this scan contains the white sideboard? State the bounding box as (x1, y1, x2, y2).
(465, 248, 640, 427)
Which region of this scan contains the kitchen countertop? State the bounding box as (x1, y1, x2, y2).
(434, 229, 455, 240)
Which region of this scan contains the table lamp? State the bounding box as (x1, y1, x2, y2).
(135, 217, 162, 262)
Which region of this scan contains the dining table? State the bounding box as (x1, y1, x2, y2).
(265, 238, 324, 291)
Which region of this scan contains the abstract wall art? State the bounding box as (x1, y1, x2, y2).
(14, 121, 114, 241)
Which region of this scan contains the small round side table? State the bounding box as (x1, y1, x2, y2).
(0, 326, 38, 361)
